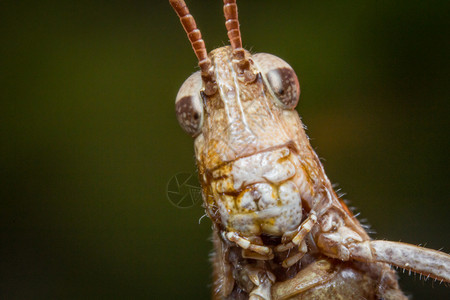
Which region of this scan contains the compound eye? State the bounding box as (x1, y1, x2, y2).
(266, 67, 300, 109)
(175, 71, 204, 137)
(251, 53, 300, 110)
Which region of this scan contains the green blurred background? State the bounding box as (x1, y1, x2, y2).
(1, 0, 449, 299)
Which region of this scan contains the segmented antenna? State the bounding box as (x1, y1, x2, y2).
(169, 0, 212, 80)
(223, 0, 248, 69)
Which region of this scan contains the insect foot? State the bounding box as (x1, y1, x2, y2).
(224, 232, 274, 259)
(275, 213, 318, 267)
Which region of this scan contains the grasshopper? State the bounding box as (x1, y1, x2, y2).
(168, 0, 450, 299)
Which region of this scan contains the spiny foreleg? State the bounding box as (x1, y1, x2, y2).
(350, 240, 450, 282)
(317, 228, 450, 282)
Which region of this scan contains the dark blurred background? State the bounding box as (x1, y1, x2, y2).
(1, 0, 449, 299)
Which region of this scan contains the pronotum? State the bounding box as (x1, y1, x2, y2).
(168, 1, 450, 299)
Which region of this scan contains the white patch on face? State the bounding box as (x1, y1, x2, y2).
(260, 181, 302, 235)
(230, 148, 295, 190)
(210, 147, 310, 236)
(238, 189, 258, 211)
(255, 183, 276, 210)
(279, 181, 300, 207)
(263, 158, 296, 183)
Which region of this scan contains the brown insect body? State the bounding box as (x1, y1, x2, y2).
(199, 46, 405, 300)
(169, 1, 450, 299)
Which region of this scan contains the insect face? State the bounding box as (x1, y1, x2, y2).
(189, 46, 338, 276)
(169, 1, 450, 299)
(183, 47, 312, 239)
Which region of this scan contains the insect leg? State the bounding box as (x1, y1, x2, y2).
(224, 231, 273, 257)
(282, 240, 308, 268)
(275, 213, 318, 252)
(317, 224, 450, 283)
(247, 268, 276, 300)
(291, 214, 317, 245)
(272, 213, 318, 268)
(349, 240, 450, 283)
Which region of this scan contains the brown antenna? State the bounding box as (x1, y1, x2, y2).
(169, 0, 213, 82)
(223, 0, 248, 69)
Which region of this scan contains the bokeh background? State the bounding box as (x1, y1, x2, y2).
(1, 0, 449, 299)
